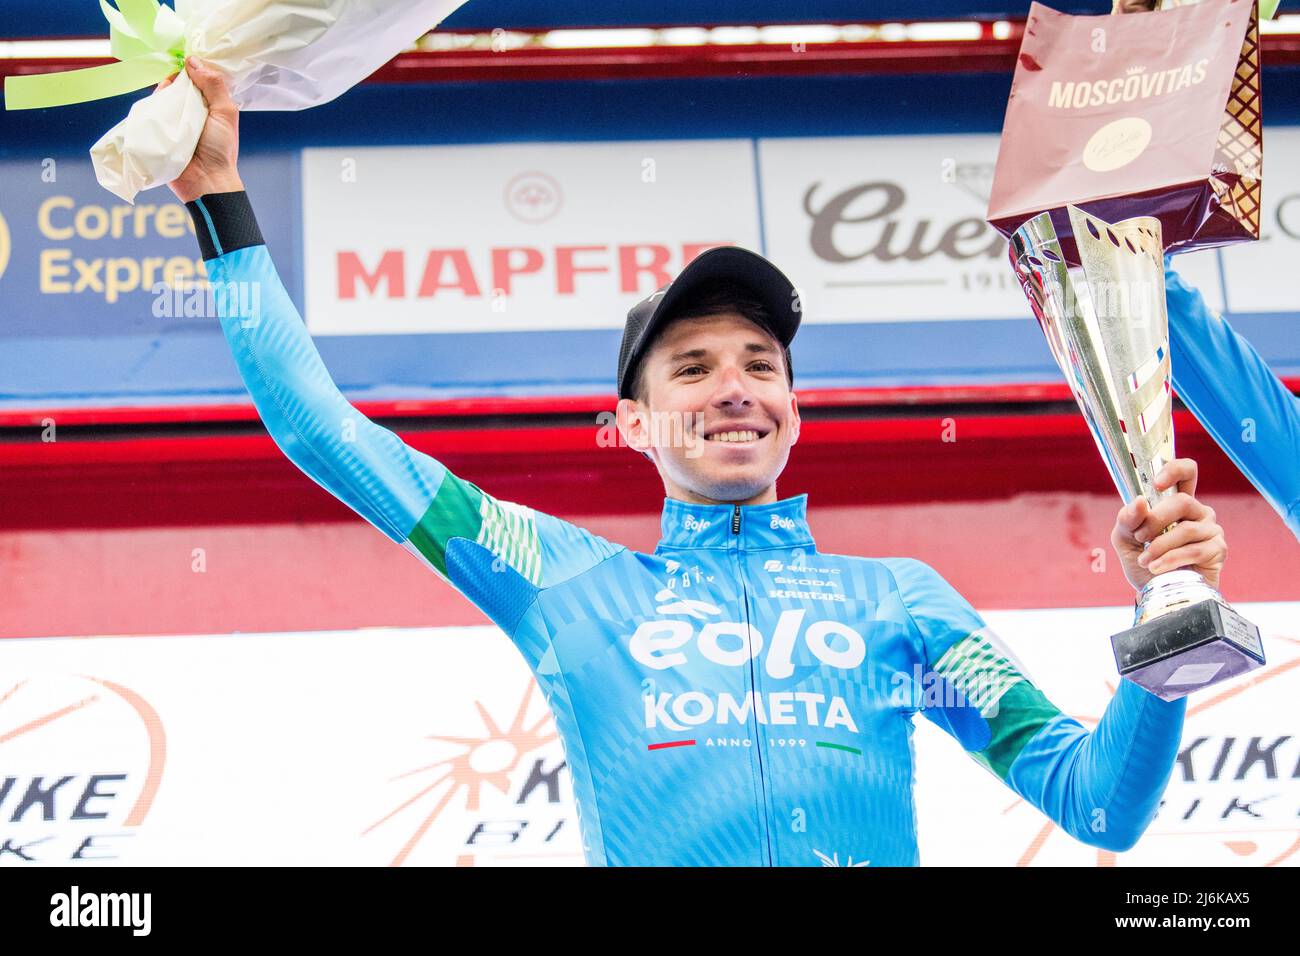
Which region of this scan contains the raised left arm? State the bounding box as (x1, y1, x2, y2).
(883, 557, 1186, 852)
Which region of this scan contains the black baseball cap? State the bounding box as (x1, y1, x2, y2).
(616, 245, 802, 400)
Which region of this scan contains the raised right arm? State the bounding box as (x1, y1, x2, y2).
(166, 57, 623, 641)
(189, 192, 439, 545)
(183, 190, 622, 635)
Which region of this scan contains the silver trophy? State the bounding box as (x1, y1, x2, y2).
(1009, 205, 1264, 700)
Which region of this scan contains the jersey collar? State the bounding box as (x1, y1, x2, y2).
(656, 493, 815, 552)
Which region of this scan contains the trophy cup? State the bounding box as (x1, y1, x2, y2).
(1009, 205, 1265, 701)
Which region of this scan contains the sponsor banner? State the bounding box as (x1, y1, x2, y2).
(0, 153, 298, 336)
(758, 132, 1225, 322)
(917, 602, 1300, 867)
(301, 141, 760, 335)
(0, 151, 299, 408)
(2, 603, 1296, 866)
(0, 628, 577, 867)
(0, 164, 204, 324)
(761, 133, 1023, 322)
(1, 132, 1291, 409)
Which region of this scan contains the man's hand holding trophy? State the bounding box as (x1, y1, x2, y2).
(987, 0, 1274, 699)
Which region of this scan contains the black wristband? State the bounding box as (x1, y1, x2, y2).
(185, 190, 265, 261)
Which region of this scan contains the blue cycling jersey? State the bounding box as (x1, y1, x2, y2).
(1165, 262, 1300, 541)
(188, 191, 1187, 866)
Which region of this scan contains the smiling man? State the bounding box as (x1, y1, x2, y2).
(614, 252, 802, 504)
(167, 57, 1230, 866)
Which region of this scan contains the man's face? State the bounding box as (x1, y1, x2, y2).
(616, 312, 800, 505)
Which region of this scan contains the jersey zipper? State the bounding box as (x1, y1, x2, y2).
(733, 503, 775, 866)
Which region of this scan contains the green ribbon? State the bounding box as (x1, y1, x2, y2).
(4, 0, 186, 111)
(1260, 0, 1281, 20)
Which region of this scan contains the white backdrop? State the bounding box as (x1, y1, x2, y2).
(298, 129, 1300, 336)
(1, 602, 1296, 866)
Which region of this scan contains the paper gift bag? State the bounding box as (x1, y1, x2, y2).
(986, 0, 1262, 259)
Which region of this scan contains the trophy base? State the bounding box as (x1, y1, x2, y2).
(1111, 598, 1265, 701)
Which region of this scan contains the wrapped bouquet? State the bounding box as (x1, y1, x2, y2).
(4, 0, 469, 202)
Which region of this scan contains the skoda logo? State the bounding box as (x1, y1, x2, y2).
(0, 208, 10, 281)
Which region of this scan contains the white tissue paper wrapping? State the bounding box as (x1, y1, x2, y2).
(91, 0, 469, 203)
